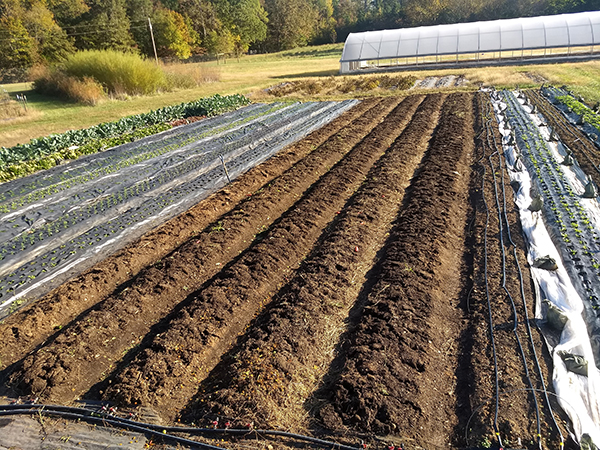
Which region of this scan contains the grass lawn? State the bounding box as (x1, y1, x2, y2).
(2, 42, 600, 148)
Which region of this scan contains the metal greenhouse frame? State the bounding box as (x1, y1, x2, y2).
(340, 11, 600, 74)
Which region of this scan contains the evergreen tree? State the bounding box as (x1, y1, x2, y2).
(125, 0, 153, 55)
(46, 0, 89, 26)
(177, 0, 221, 50)
(230, 0, 267, 53)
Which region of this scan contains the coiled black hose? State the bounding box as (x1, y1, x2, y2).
(0, 403, 362, 450)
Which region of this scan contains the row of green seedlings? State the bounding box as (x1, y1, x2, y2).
(0, 100, 325, 298)
(0, 103, 279, 202)
(0, 195, 166, 297)
(0, 93, 250, 168)
(507, 92, 598, 248)
(0, 123, 171, 185)
(543, 85, 600, 140)
(0, 145, 217, 261)
(0, 103, 280, 206)
(555, 94, 600, 134)
(504, 92, 600, 307)
(0, 101, 292, 237)
(0, 102, 290, 214)
(0, 106, 283, 261)
(0, 163, 225, 298)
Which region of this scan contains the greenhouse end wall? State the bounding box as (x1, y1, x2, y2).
(339, 11, 600, 74)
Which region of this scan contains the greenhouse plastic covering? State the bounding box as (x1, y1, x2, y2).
(340, 10, 600, 64)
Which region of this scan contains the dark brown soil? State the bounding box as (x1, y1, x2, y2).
(313, 93, 474, 448)
(0, 93, 574, 450)
(465, 92, 571, 450)
(6, 97, 404, 405)
(99, 95, 423, 421)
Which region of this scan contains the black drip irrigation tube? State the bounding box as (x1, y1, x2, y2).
(477, 93, 503, 450)
(494, 100, 565, 450)
(465, 389, 574, 448)
(0, 403, 363, 450)
(484, 99, 543, 450)
(483, 91, 565, 449)
(476, 92, 567, 450)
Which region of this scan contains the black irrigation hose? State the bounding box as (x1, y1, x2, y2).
(464, 388, 575, 447)
(477, 93, 504, 449)
(489, 90, 565, 449)
(0, 404, 362, 450)
(0, 407, 225, 450)
(484, 98, 543, 449)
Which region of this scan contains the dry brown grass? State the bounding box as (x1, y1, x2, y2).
(0, 88, 38, 122)
(31, 65, 105, 106)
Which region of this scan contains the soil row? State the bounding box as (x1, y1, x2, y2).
(466, 92, 568, 449)
(310, 92, 475, 447)
(96, 95, 424, 422)
(0, 98, 379, 378)
(184, 93, 446, 432)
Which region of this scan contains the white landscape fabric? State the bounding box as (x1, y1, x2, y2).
(491, 91, 600, 446)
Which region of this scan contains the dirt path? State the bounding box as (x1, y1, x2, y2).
(184, 93, 446, 432)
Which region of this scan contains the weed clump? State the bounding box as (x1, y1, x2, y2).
(32, 65, 105, 105)
(60, 50, 168, 97)
(32, 50, 217, 104)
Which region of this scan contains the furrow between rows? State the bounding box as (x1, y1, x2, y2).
(98, 95, 424, 422)
(0, 98, 392, 387)
(183, 93, 445, 432)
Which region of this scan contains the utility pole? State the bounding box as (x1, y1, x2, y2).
(148, 17, 159, 65)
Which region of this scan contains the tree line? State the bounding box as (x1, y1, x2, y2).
(1, 0, 598, 73)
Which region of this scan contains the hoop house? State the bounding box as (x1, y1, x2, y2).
(340, 11, 600, 73)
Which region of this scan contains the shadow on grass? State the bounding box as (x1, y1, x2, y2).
(4, 84, 80, 112)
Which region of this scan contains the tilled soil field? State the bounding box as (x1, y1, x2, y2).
(0, 93, 577, 449)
